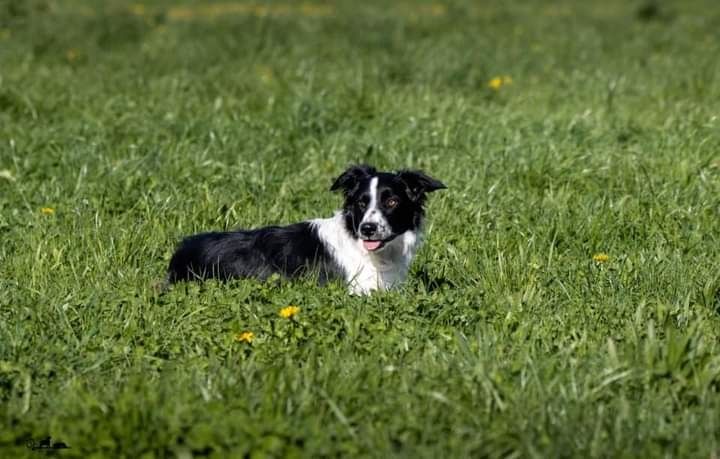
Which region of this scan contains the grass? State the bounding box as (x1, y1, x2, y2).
(2, 0, 720, 456)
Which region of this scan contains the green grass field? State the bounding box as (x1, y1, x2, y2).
(2, 0, 720, 456)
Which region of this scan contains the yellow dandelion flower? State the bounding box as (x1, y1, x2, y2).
(488, 75, 513, 90)
(235, 331, 254, 343)
(488, 76, 503, 90)
(40, 207, 55, 215)
(593, 253, 610, 263)
(279, 305, 300, 319)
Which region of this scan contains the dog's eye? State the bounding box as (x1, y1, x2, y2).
(358, 201, 367, 209)
(385, 198, 399, 208)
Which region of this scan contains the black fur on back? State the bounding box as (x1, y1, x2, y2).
(167, 222, 342, 284)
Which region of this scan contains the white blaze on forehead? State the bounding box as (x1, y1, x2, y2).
(368, 176, 379, 212)
(361, 176, 380, 223)
(359, 176, 391, 238)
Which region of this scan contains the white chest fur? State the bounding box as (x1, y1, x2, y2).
(311, 213, 422, 294)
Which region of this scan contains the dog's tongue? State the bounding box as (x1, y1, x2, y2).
(363, 240, 382, 251)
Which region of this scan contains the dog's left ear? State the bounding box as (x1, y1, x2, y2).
(330, 165, 376, 196)
(397, 170, 447, 201)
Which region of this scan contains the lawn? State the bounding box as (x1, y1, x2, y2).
(2, 0, 720, 457)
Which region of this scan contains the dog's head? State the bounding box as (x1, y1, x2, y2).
(330, 165, 446, 252)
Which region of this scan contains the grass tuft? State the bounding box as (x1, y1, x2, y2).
(2, 0, 720, 456)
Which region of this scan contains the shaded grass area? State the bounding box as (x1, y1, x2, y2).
(2, 0, 720, 456)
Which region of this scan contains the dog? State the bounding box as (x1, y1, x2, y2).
(166, 165, 445, 294)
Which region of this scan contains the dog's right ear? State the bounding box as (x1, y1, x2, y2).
(330, 165, 376, 196)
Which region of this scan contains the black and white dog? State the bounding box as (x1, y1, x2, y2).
(167, 165, 445, 294)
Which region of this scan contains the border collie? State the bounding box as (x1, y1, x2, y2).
(167, 165, 445, 294)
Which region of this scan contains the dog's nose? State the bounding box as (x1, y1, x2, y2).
(359, 222, 378, 237)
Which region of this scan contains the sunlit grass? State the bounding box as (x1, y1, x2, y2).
(2, 0, 720, 457)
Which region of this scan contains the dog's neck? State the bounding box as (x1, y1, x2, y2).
(312, 212, 422, 294)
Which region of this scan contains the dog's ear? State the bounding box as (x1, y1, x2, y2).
(330, 165, 376, 196)
(397, 170, 446, 202)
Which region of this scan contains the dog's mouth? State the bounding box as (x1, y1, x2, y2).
(362, 240, 384, 251)
(360, 235, 397, 252)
